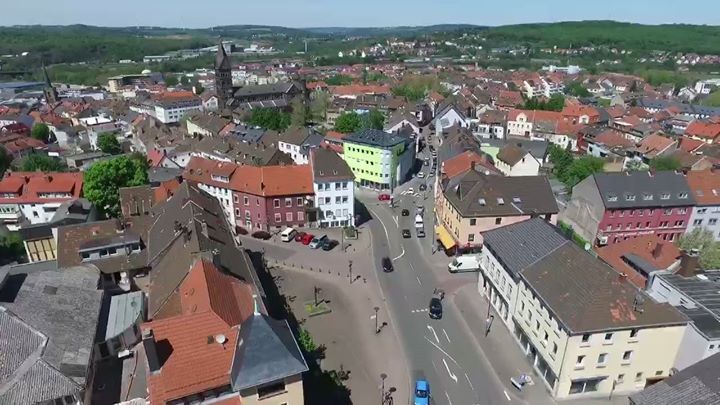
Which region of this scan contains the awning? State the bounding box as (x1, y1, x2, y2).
(435, 225, 457, 250)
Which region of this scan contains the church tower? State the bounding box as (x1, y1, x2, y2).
(214, 40, 233, 111)
(42, 64, 58, 105)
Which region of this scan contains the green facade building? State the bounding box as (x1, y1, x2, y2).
(342, 129, 415, 191)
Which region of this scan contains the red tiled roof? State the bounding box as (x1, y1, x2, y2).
(593, 130, 634, 148)
(329, 84, 391, 96)
(686, 169, 720, 206)
(596, 235, 681, 288)
(0, 172, 83, 204)
(325, 131, 346, 141)
(677, 136, 706, 153)
(147, 149, 166, 167)
(686, 120, 720, 142)
(153, 178, 182, 203)
(561, 105, 600, 121)
(507, 109, 563, 124)
(636, 134, 675, 157)
(442, 151, 498, 178)
(145, 259, 254, 404)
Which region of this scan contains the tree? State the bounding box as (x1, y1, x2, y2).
(649, 156, 681, 171)
(677, 228, 720, 270)
(523, 94, 565, 112)
(625, 159, 646, 171)
(246, 108, 291, 131)
(83, 155, 149, 218)
(334, 111, 363, 134)
(20, 154, 66, 172)
(559, 156, 604, 189)
(0, 232, 25, 264)
(548, 144, 574, 179)
(97, 132, 122, 155)
(164, 75, 179, 86)
(290, 98, 312, 127)
(0, 147, 11, 177)
(30, 123, 50, 143)
(310, 91, 331, 123)
(362, 109, 385, 130)
(324, 75, 353, 86)
(565, 82, 591, 97)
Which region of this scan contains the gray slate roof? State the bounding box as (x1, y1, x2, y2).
(230, 314, 308, 391)
(233, 82, 297, 98)
(482, 218, 569, 279)
(629, 352, 720, 405)
(344, 129, 407, 149)
(444, 172, 558, 218)
(105, 291, 144, 340)
(311, 148, 354, 181)
(593, 171, 695, 209)
(655, 270, 720, 339)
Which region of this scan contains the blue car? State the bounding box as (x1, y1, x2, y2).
(414, 379, 430, 405)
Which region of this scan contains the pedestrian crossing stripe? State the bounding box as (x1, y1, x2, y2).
(411, 308, 429, 313)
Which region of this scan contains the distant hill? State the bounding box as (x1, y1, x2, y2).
(302, 24, 485, 37)
(483, 21, 720, 54)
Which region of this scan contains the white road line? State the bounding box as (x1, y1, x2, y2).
(445, 391, 453, 405)
(392, 248, 405, 261)
(392, 215, 398, 226)
(443, 328, 451, 343)
(442, 358, 458, 383)
(465, 373, 475, 391)
(368, 206, 391, 248)
(431, 359, 439, 373)
(423, 336, 459, 365)
(416, 276, 422, 285)
(427, 324, 439, 343)
(504, 390, 511, 401)
(408, 262, 416, 272)
(370, 314, 377, 319)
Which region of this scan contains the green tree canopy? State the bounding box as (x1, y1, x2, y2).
(548, 144, 574, 180)
(0, 232, 25, 265)
(391, 75, 445, 102)
(290, 98, 312, 127)
(97, 133, 122, 155)
(310, 91, 331, 122)
(20, 154, 67, 172)
(523, 94, 565, 112)
(334, 111, 363, 133)
(164, 75, 179, 86)
(246, 108, 291, 131)
(83, 155, 149, 218)
(649, 156, 682, 171)
(362, 109, 385, 130)
(30, 123, 50, 143)
(0, 147, 11, 177)
(558, 155, 604, 189)
(565, 82, 591, 97)
(677, 228, 720, 270)
(324, 75, 353, 86)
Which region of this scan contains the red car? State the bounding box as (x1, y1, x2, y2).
(300, 233, 314, 245)
(294, 231, 307, 242)
(378, 194, 391, 201)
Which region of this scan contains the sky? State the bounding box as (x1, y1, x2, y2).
(1, 0, 719, 28)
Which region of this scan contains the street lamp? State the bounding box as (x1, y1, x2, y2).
(349, 260, 353, 284)
(380, 373, 388, 405)
(374, 306, 380, 334)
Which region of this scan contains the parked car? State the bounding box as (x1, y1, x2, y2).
(429, 297, 443, 319)
(321, 239, 337, 251)
(406, 187, 414, 195)
(251, 231, 272, 240)
(448, 254, 481, 273)
(378, 193, 391, 201)
(402, 229, 411, 238)
(419, 183, 427, 191)
(294, 231, 307, 242)
(401, 209, 410, 216)
(416, 228, 426, 238)
(414, 379, 431, 405)
(280, 227, 296, 242)
(423, 160, 429, 166)
(418, 172, 425, 178)
(382, 257, 393, 273)
(309, 235, 328, 249)
(300, 233, 314, 245)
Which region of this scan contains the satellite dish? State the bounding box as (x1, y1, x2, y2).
(584, 243, 591, 251)
(214, 334, 227, 345)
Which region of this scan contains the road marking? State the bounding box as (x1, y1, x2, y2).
(442, 358, 458, 383)
(445, 391, 453, 405)
(465, 373, 475, 391)
(411, 308, 429, 313)
(392, 248, 405, 261)
(408, 262, 416, 272)
(504, 390, 511, 401)
(416, 276, 422, 285)
(392, 215, 398, 226)
(443, 328, 451, 343)
(423, 336, 459, 365)
(427, 324, 439, 343)
(370, 314, 377, 320)
(368, 206, 391, 249)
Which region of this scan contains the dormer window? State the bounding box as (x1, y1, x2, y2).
(625, 194, 636, 201)
(211, 174, 229, 183)
(607, 194, 618, 202)
(660, 193, 670, 200)
(642, 193, 653, 201)
(678, 192, 688, 199)
(497, 198, 505, 205)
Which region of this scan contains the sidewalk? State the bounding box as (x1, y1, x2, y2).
(452, 284, 630, 405)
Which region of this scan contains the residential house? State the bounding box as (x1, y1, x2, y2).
(685, 120, 720, 144)
(596, 234, 681, 288)
(629, 352, 720, 405)
(385, 110, 420, 136)
(182, 157, 240, 225)
(494, 143, 541, 176)
(232, 81, 303, 105)
(648, 255, 720, 371)
(440, 150, 499, 180)
(132, 91, 203, 124)
(0, 133, 47, 159)
(277, 126, 324, 165)
(506, 109, 563, 137)
(436, 172, 558, 252)
(476, 110, 507, 139)
(343, 129, 415, 191)
(560, 171, 695, 246)
(685, 169, 720, 240)
(562, 105, 600, 125)
(434, 103, 469, 130)
(186, 112, 233, 137)
(311, 148, 355, 227)
(0, 172, 83, 230)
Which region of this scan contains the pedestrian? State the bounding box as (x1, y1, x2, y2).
(484, 315, 494, 336)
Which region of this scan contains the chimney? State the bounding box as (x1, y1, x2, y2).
(652, 242, 663, 259)
(470, 161, 476, 171)
(200, 219, 208, 237)
(678, 249, 700, 278)
(142, 329, 162, 374)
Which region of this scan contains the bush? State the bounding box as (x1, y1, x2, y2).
(251, 230, 272, 240)
(235, 226, 248, 235)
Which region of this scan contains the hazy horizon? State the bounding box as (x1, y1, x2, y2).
(1, 0, 718, 29)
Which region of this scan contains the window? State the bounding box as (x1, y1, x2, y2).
(660, 193, 670, 200)
(273, 199, 280, 208)
(630, 329, 639, 339)
(342, 196, 349, 203)
(655, 370, 663, 376)
(635, 372, 643, 382)
(256, 198, 260, 206)
(495, 218, 502, 225)
(274, 213, 281, 222)
(257, 381, 286, 399)
(243, 196, 249, 206)
(607, 194, 618, 202)
(343, 182, 348, 190)
(336, 196, 342, 204)
(285, 198, 292, 207)
(664, 208, 673, 215)
(678, 192, 688, 199)
(543, 331, 549, 344)
(470, 218, 477, 226)
(535, 320, 541, 330)
(710, 218, 718, 226)
(297, 197, 303, 206)
(622, 351, 632, 362)
(604, 333, 613, 343)
(710, 345, 715, 350)
(286, 212, 293, 222)
(552, 343, 558, 354)
(576, 355, 585, 367)
(597, 353, 607, 366)
(694, 219, 703, 226)
(617, 374, 625, 384)
(468, 234, 475, 242)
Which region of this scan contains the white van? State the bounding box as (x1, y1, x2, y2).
(414, 214, 424, 229)
(448, 255, 480, 273)
(280, 227, 297, 242)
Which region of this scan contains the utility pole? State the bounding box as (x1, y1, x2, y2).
(374, 306, 380, 334)
(349, 260, 353, 283)
(380, 373, 387, 405)
(314, 286, 321, 306)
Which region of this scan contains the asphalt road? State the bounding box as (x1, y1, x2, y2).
(363, 175, 516, 405)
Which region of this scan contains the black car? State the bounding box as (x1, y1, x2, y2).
(321, 239, 337, 251)
(419, 184, 427, 191)
(429, 298, 443, 319)
(382, 257, 393, 273)
(402, 229, 411, 238)
(401, 209, 410, 216)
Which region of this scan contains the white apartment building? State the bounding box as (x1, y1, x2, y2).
(277, 127, 325, 165)
(0, 172, 84, 231)
(310, 148, 355, 228)
(479, 218, 687, 400)
(685, 169, 720, 240)
(131, 92, 203, 124)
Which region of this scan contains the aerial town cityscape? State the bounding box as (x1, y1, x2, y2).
(2, 2, 720, 405)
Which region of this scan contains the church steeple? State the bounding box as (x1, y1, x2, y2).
(214, 39, 233, 113)
(42, 63, 58, 105)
